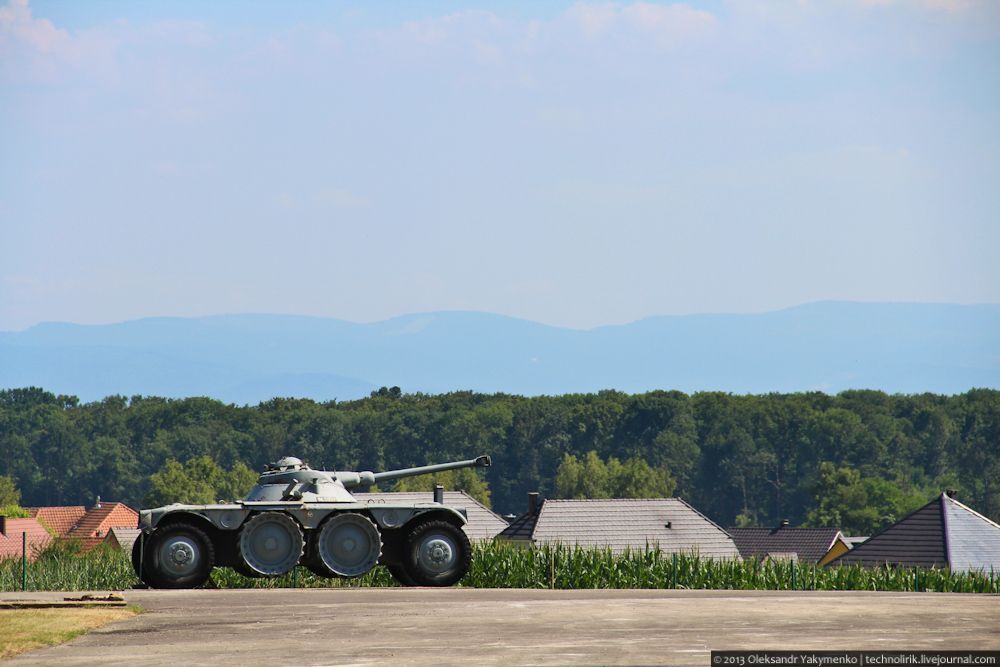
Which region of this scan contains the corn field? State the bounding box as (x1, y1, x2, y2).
(2, 542, 997, 593)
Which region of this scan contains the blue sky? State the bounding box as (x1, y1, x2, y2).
(1, 0, 998, 330)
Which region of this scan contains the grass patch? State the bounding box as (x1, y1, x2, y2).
(0, 607, 137, 660)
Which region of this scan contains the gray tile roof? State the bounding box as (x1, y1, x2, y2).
(728, 527, 843, 564)
(357, 491, 509, 541)
(105, 527, 141, 552)
(498, 498, 741, 559)
(830, 493, 1000, 573)
(500, 504, 540, 542)
(943, 496, 1000, 574)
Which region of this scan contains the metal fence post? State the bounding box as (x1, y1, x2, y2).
(672, 553, 678, 589)
(22, 531, 27, 592)
(791, 560, 797, 590)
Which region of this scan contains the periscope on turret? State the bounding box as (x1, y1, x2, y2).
(133, 455, 492, 589)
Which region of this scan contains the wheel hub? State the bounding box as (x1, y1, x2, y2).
(419, 536, 456, 573)
(159, 535, 200, 577)
(170, 543, 193, 566)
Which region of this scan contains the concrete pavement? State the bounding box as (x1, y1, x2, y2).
(4, 588, 999, 666)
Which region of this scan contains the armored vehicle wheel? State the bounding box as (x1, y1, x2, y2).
(401, 519, 471, 587)
(387, 563, 416, 586)
(238, 512, 304, 577)
(304, 557, 335, 578)
(312, 513, 382, 578)
(144, 524, 214, 589)
(232, 559, 266, 579)
(130, 532, 146, 581)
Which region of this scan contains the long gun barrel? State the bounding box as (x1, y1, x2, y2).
(336, 455, 491, 489)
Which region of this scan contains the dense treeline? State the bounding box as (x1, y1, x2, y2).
(0, 387, 997, 534)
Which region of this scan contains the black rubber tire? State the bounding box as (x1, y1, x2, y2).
(387, 563, 417, 586)
(144, 523, 215, 589)
(130, 532, 147, 583)
(401, 520, 471, 587)
(301, 536, 338, 579)
(232, 559, 265, 579)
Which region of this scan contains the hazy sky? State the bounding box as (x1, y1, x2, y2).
(1, 0, 998, 330)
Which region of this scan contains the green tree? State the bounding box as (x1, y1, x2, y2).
(805, 462, 925, 535)
(393, 468, 491, 506)
(0, 475, 21, 506)
(615, 456, 676, 498)
(555, 451, 675, 499)
(218, 461, 259, 501)
(147, 459, 217, 506)
(0, 474, 29, 517)
(146, 457, 259, 506)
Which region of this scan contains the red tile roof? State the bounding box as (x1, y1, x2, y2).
(67, 503, 139, 547)
(27, 506, 86, 537)
(0, 517, 53, 561)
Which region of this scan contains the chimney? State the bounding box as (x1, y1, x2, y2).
(433, 484, 444, 504)
(527, 492, 539, 515)
(777, 518, 789, 529)
(95, 495, 102, 509)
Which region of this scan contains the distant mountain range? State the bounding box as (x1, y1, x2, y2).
(1, 302, 997, 403)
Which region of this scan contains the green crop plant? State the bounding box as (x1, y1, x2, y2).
(2, 542, 997, 593)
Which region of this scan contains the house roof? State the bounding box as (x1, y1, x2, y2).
(26, 506, 86, 537)
(66, 503, 139, 552)
(0, 517, 53, 561)
(831, 493, 1000, 573)
(942, 495, 1000, 573)
(497, 498, 741, 558)
(728, 526, 843, 564)
(500, 503, 541, 542)
(105, 527, 142, 552)
(356, 491, 509, 541)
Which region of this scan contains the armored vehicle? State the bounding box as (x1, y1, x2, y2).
(132, 455, 491, 589)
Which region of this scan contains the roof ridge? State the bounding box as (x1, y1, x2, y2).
(545, 497, 684, 503)
(672, 496, 733, 538)
(729, 526, 840, 532)
(942, 494, 1000, 531)
(845, 493, 942, 548)
(363, 490, 507, 522)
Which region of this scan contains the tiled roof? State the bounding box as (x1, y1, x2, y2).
(499, 498, 741, 559)
(67, 503, 139, 552)
(942, 496, 1000, 574)
(356, 491, 509, 541)
(0, 517, 53, 561)
(499, 504, 541, 542)
(833, 496, 946, 569)
(105, 528, 142, 552)
(26, 506, 86, 537)
(728, 527, 843, 564)
(830, 493, 1000, 573)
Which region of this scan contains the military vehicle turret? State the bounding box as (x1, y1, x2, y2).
(132, 455, 491, 589)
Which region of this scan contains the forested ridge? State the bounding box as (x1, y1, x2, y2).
(1, 386, 997, 535)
